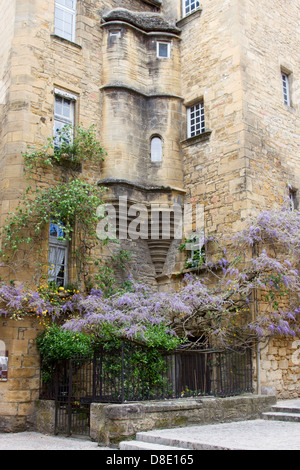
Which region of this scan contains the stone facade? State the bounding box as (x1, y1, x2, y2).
(0, 0, 299, 430)
(0, 317, 42, 432)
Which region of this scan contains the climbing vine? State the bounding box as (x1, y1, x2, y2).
(0, 124, 131, 292)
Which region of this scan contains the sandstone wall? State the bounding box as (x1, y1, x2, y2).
(240, 0, 300, 212)
(0, 317, 42, 432)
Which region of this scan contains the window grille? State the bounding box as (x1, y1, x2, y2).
(187, 102, 205, 138)
(183, 0, 200, 17)
(55, 0, 77, 42)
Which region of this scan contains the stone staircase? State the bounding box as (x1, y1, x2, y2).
(262, 400, 300, 423)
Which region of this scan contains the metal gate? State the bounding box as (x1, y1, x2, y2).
(53, 357, 93, 436)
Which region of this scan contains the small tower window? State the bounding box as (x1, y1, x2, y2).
(151, 136, 163, 162)
(157, 42, 170, 59)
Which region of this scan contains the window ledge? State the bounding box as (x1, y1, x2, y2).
(181, 130, 212, 148)
(50, 34, 82, 51)
(176, 8, 203, 28)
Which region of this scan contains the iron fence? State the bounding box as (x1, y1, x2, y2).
(40, 344, 253, 436)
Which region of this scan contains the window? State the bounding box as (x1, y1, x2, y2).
(0, 341, 8, 382)
(157, 42, 170, 59)
(55, 0, 77, 42)
(54, 90, 76, 150)
(186, 233, 205, 268)
(48, 221, 68, 287)
(183, 0, 200, 17)
(187, 102, 205, 138)
(109, 30, 121, 40)
(151, 136, 163, 162)
(282, 71, 291, 106)
(289, 187, 298, 211)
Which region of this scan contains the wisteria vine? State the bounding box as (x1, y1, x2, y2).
(0, 206, 299, 351)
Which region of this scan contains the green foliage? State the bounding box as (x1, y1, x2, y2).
(0, 124, 108, 291)
(36, 325, 94, 382)
(1, 180, 105, 253)
(23, 124, 105, 174)
(36, 324, 93, 360)
(178, 237, 205, 269)
(94, 249, 133, 296)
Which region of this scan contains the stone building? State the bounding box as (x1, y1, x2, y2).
(0, 0, 299, 431)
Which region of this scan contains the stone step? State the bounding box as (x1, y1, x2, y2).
(270, 405, 300, 414)
(262, 411, 300, 423)
(119, 440, 189, 450)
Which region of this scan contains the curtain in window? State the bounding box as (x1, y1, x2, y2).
(48, 246, 66, 283)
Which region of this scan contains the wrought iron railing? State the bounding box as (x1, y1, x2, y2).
(40, 344, 253, 435)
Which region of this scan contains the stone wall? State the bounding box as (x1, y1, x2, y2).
(35, 395, 276, 446)
(90, 395, 276, 445)
(260, 338, 300, 399)
(0, 317, 42, 432)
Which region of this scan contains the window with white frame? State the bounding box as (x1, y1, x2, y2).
(282, 71, 291, 106)
(55, 0, 77, 42)
(183, 0, 200, 17)
(187, 101, 205, 138)
(48, 221, 68, 287)
(157, 41, 170, 59)
(151, 136, 163, 162)
(53, 90, 76, 150)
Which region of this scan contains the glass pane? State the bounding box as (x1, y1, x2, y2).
(50, 223, 58, 237)
(62, 99, 71, 118)
(55, 96, 63, 115)
(158, 43, 169, 58)
(151, 137, 162, 162)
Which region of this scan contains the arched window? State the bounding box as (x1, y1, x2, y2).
(151, 136, 162, 162)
